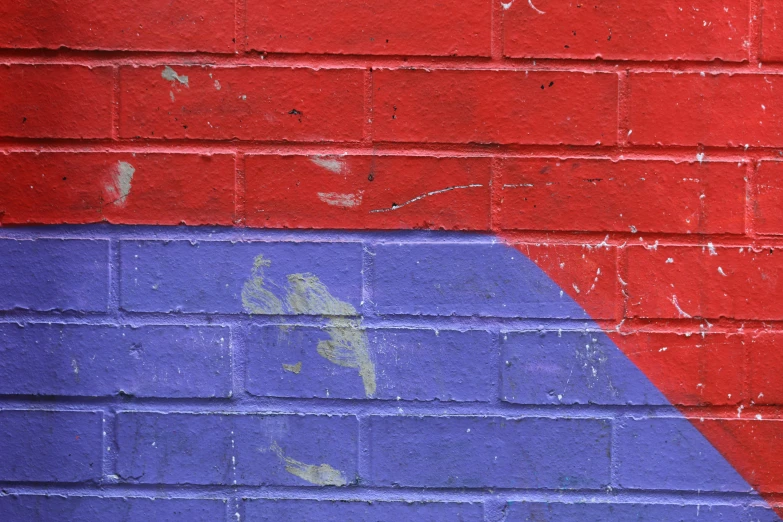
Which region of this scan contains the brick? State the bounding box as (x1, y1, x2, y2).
(615, 418, 751, 491)
(373, 70, 617, 145)
(762, 1, 783, 62)
(0, 239, 109, 312)
(0, 324, 230, 398)
(247, 0, 489, 56)
(245, 326, 494, 401)
(500, 331, 667, 405)
(626, 245, 783, 320)
(755, 161, 783, 235)
(0, 0, 234, 52)
(749, 333, 783, 405)
(505, 502, 779, 521)
(499, 159, 746, 234)
(628, 73, 783, 147)
(0, 496, 227, 521)
(0, 152, 235, 226)
(620, 333, 745, 406)
(369, 416, 610, 488)
(119, 66, 364, 141)
(120, 240, 362, 314)
(116, 413, 357, 485)
(0, 410, 102, 482)
(503, 1, 749, 61)
(245, 155, 490, 230)
(0, 65, 112, 139)
(244, 499, 482, 520)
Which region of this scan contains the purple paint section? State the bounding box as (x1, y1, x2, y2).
(0, 410, 102, 482)
(0, 239, 109, 312)
(373, 243, 592, 318)
(615, 417, 750, 491)
(243, 499, 482, 520)
(504, 502, 780, 521)
(0, 496, 227, 521)
(116, 413, 358, 486)
(369, 416, 611, 489)
(501, 331, 667, 405)
(245, 326, 494, 400)
(120, 240, 362, 314)
(0, 324, 230, 397)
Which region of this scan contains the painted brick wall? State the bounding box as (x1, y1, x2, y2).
(1, 1, 783, 521)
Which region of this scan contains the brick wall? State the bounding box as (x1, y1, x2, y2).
(1, 1, 782, 520)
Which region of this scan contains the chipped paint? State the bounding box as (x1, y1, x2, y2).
(161, 66, 189, 86)
(105, 161, 135, 207)
(317, 192, 363, 208)
(270, 441, 347, 486)
(282, 361, 302, 374)
(310, 156, 344, 173)
(242, 255, 285, 314)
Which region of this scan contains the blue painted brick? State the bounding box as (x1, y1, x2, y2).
(369, 416, 611, 488)
(0, 239, 109, 312)
(504, 502, 780, 521)
(614, 418, 750, 491)
(116, 413, 358, 485)
(500, 331, 666, 405)
(372, 243, 590, 318)
(0, 410, 102, 482)
(0, 324, 230, 398)
(120, 240, 362, 314)
(243, 499, 483, 521)
(0, 495, 227, 521)
(245, 326, 494, 401)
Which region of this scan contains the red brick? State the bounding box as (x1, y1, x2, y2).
(119, 66, 364, 141)
(0, 0, 234, 52)
(503, 0, 749, 61)
(245, 155, 490, 230)
(749, 333, 783, 405)
(0, 65, 112, 139)
(628, 73, 783, 147)
(626, 246, 783, 320)
(373, 70, 618, 145)
(511, 242, 618, 320)
(755, 161, 783, 235)
(499, 159, 745, 234)
(247, 0, 490, 56)
(0, 152, 234, 225)
(762, 1, 783, 62)
(620, 332, 745, 406)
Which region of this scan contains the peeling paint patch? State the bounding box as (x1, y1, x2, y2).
(161, 66, 189, 86)
(270, 441, 347, 486)
(310, 156, 344, 173)
(105, 161, 135, 207)
(317, 192, 363, 208)
(282, 361, 302, 374)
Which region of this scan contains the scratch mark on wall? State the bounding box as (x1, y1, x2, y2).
(242, 255, 285, 314)
(105, 161, 135, 207)
(670, 294, 693, 318)
(161, 66, 189, 86)
(528, 0, 545, 14)
(317, 192, 363, 208)
(270, 441, 347, 486)
(369, 184, 483, 213)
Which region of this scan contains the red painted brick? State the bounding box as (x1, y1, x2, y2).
(119, 66, 364, 141)
(626, 246, 783, 320)
(620, 333, 745, 406)
(499, 159, 746, 234)
(755, 161, 783, 235)
(503, 0, 749, 61)
(247, 0, 490, 56)
(245, 155, 490, 230)
(0, 0, 234, 52)
(628, 73, 783, 147)
(762, 1, 783, 62)
(0, 153, 234, 225)
(0, 65, 112, 139)
(749, 333, 783, 405)
(511, 242, 618, 320)
(373, 70, 618, 145)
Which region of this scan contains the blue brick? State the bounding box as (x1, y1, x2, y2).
(120, 240, 362, 314)
(501, 331, 666, 405)
(0, 324, 230, 398)
(504, 502, 780, 521)
(372, 243, 590, 318)
(0, 410, 102, 482)
(0, 495, 227, 521)
(116, 413, 357, 485)
(243, 499, 483, 521)
(615, 418, 750, 491)
(369, 416, 610, 488)
(0, 239, 109, 312)
(245, 326, 494, 401)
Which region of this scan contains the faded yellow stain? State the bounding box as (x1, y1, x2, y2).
(242, 255, 284, 315)
(282, 361, 302, 374)
(270, 441, 347, 486)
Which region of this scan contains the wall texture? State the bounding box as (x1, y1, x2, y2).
(1, 1, 783, 520)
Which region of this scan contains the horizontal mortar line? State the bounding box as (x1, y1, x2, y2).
(0, 484, 773, 506)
